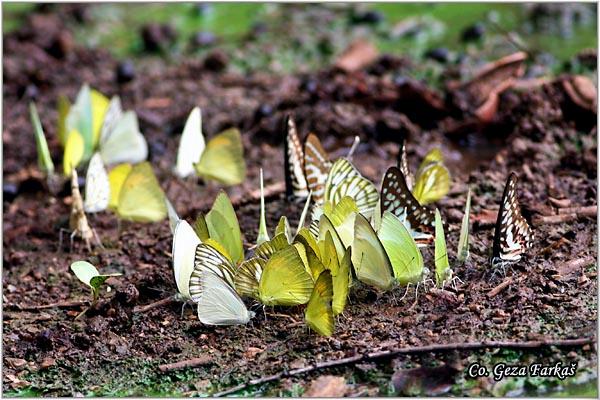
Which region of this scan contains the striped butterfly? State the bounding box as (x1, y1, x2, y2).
(379, 166, 435, 246)
(284, 116, 310, 200)
(491, 173, 534, 268)
(321, 158, 379, 219)
(304, 133, 332, 204)
(189, 243, 253, 325)
(397, 139, 450, 205)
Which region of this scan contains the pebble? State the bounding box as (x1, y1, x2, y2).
(203, 49, 229, 72)
(191, 31, 216, 48)
(425, 47, 450, 63)
(40, 357, 55, 369)
(116, 60, 135, 84)
(3, 182, 19, 202)
(461, 23, 485, 42)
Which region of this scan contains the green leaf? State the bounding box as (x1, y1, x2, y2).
(71, 261, 121, 299)
(457, 188, 471, 264)
(434, 209, 451, 287)
(29, 102, 54, 174)
(257, 169, 270, 245)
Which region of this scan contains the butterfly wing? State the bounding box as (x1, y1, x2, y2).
(258, 245, 314, 306)
(190, 243, 237, 298)
(175, 107, 206, 178)
(434, 209, 451, 287)
(284, 116, 309, 199)
(108, 163, 133, 210)
(351, 213, 395, 291)
(99, 111, 148, 166)
(205, 191, 244, 264)
(325, 158, 378, 217)
(304, 270, 334, 337)
(116, 162, 167, 222)
(304, 133, 331, 204)
(84, 153, 110, 213)
(332, 248, 351, 316)
(380, 166, 435, 246)
(412, 163, 450, 205)
(165, 197, 180, 234)
(195, 128, 246, 186)
(378, 211, 424, 286)
(172, 220, 201, 300)
(318, 214, 346, 262)
(99, 96, 123, 145)
(193, 270, 253, 325)
(457, 188, 471, 263)
(491, 173, 534, 267)
(397, 138, 413, 189)
(235, 257, 265, 300)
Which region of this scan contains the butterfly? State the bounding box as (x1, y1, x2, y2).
(108, 162, 167, 222)
(352, 213, 395, 291)
(172, 219, 201, 300)
(304, 133, 332, 204)
(305, 270, 334, 337)
(189, 243, 253, 325)
(97, 96, 148, 167)
(193, 191, 244, 265)
(284, 116, 309, 199)
(457, 188, 472, 263)
(314, 232, 351, 316)
(174, 107, 246, 186)
(491, 173, 534, 268)
(83, 153, 110, 213)
(319, 196, 359, 249)
(379, 166, 435, 246)
(397, 140, 450, 205)
(434, 209, 452, 287)
(257, 244, 314, 306)
(377, 211, 425, 287)
(29, 102, 55, 176)
(322, 158, 379, 219)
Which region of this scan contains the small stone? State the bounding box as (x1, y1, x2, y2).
(40, 357, 55, 369)
(191, 31, 217, 48)
(6, 358, 27, 370)
(203, 50, 228, 72)
(461, 23, 485, 42)
(3, 182, 19, 202)
(256, 104, 274, 118)
(116, 60, 135, 84)
(36, 329, 53, 350)
(47, 31, 74, 59)
(425, 48, 449, 63)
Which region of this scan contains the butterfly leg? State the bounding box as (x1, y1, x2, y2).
(92, 228, 104, 249)
(58, 228, 68, 251)
(70, 230, 78, 253)
(399, 283, 411, 301)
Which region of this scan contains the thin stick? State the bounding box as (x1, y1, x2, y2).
(533, 213, 578, 225)
(5, 300, 87, 311)
(558, 205, 597, 217)
(488, 277, 514, 297)
(158, 355, 212, 372)
(133, 296, 177, 313)
(212, 337, 595, 397)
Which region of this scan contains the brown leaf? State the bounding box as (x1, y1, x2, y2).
(335, 40, 378, 73)
(391, 364, 458, 396)
(303, 375, 348, 397)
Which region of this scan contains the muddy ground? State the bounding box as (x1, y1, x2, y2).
(2, 8, 598, 397)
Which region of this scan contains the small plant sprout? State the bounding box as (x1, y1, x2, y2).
(70, 261, 121, 304)
(30, 102, 62, 193)
(457, 187, 471, 263)
(256, 168, 270, 246)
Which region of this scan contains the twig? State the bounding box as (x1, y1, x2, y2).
(212, 337, 595, 397)
(231, 181, 285, 207)
(5, 300, 87, 311)
(548, 197, 572, 208)
(133, 296, 177, 313)
(158, 355, 212, 372)
(533, 213, 578, 225)
(269, 313, 299, 323)
(558, 205, 597, 217)
(488, 277, 514, 297)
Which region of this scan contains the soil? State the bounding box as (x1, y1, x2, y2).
(3, 9, 597, 397)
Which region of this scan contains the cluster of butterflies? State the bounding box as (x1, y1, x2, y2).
(169, 116, 534, 336)
(30, 85, 248, 241)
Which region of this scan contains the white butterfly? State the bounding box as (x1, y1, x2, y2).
(83, 153, 110, 213)
(172, 220, 201, 300)
(174, 107, 205, 178)
(99, 96, 148, 166)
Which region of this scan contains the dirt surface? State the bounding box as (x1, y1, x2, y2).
(3, 9, 598, 397)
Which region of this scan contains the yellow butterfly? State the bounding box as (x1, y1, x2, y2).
(398, 142, 450, 205)
(305, 270, 334, 337)
(258, 245, 314, 306)
(175, 107, 246, 186)
(108, 162, 167, 222)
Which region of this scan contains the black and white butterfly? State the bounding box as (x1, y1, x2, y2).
(378, 166, 435, 246)
(284, 115, 310, 200)
(490, 173, 534, 268)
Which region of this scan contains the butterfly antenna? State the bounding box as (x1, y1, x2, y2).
(346, 136, 360, 161)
